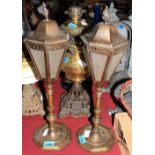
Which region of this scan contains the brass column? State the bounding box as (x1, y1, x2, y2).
(46, 80, 58, 139)
(87, 86, 103, 144)
(88, 85, 114, 146)
(93, 85, 102, 129)
(33, 78, 71, 150)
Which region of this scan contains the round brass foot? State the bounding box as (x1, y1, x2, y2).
(33, 122, 71, 150)
(76, 124, 115, 152)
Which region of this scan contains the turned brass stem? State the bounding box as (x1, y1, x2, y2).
(33, 78, 72, 150)
(93, 86, 102, 129)
(47, 83, 54, 113)
(46, 79, 56, 131)
(73, 17, 79, 25)
(76, 82, 115, 152)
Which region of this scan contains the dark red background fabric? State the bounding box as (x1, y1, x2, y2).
(22, 78, 121, 155)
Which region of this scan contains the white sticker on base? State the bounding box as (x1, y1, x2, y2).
(84, 130, 91, 138)
(42, 128, 48, 136)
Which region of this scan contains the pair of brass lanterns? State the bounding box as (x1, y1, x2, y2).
(24, 4, 129, 153)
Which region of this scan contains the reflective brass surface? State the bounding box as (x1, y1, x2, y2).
(76, 86, 115, 152)
(60, 50, 90, 118)
(61, 6, 85, 37)
(59, 6, 90, 118)
(60, 6, 87, 83)
(33, 122, 71, 150)
(60, 44, 90, 118)
(32, 80, 72, 150)
(61, 49, 88, 82)
(27, 3, 67, 44)
(28, 19, 67, 43)
(76, 124, 115, 152)
(80, 23, 129, 83)
(24, 17, 68, 80)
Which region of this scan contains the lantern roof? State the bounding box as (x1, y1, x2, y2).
(27, 3, 67, 44)
(81, 23, 128, 51)
(27, 19, 67, 44)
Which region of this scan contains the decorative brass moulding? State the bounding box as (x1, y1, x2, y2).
(76, 23, 129, 152)
(61, 6, 85, 37)
(24, 3, 71, 150)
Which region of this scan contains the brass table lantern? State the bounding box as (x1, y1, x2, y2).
(76, 23, 129, 152)
(24, 4, 71, 150)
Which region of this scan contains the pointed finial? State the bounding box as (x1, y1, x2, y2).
(43, 2, 49, 20)
(110, 2, 114, 9)
(102, 3, 119, 23)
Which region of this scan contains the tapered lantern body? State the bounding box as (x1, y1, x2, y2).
(76, 23, 129, 152)
(24, 13, 71, 150)
(25, 20, 68, 80)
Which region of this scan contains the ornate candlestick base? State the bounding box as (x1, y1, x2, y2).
(59, 82, 90, 118)
(60, 45, 90, 118)
(76, 124, 115, 152)
(33, 122, 71, 150)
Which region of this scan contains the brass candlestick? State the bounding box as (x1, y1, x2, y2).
(77, 85, 115, 152)
(33, 79, 71, 150)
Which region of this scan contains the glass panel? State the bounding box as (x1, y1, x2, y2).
(49, 49, 64, 79)
(91, 52, 107, 82)
(30, 48, 46, 78)
(105, 52, 124, 81)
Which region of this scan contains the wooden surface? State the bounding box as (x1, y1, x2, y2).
(114, 112, 132, 155)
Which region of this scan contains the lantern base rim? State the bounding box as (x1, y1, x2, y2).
(33, 122, 71, 150)
(76, 124, 115, 152)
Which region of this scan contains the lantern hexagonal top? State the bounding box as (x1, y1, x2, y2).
(24, 18, 68, 80)
(27, 20, 67, 43)
(81, 22, 129, 84)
